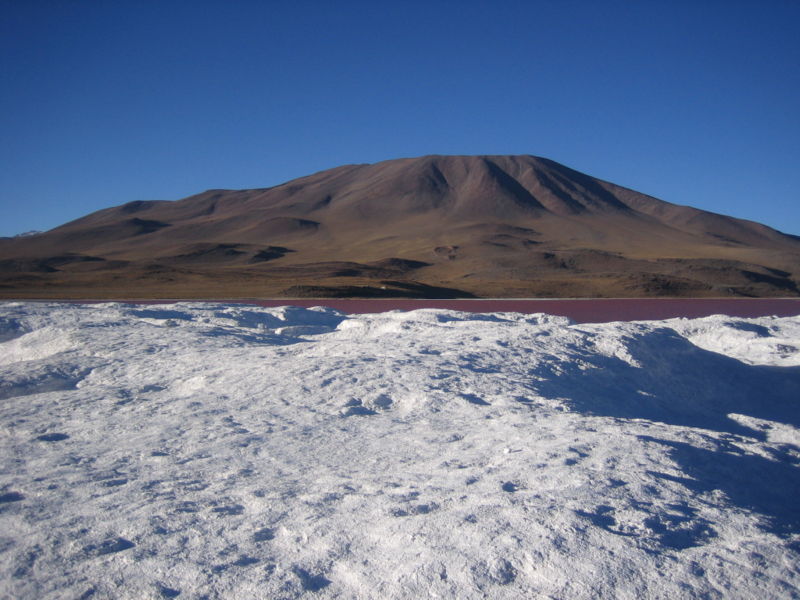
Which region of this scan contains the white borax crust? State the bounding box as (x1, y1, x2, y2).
(0, 302, 798, 599)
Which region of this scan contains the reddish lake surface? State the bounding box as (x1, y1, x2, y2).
(244, 298, 800, 323)
(59, 298, 800, 323)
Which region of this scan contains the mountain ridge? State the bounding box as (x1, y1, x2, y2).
(1, 154, 798, 299)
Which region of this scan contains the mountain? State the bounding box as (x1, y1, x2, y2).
(11, 230, 43, 238)
(1, 155, 799, 298)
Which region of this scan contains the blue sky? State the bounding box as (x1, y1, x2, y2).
(1, 0, 799, 237)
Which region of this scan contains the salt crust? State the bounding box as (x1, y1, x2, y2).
(0, 303, 798, 599)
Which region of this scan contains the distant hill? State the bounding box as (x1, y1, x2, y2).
(1, 155, 799, 298)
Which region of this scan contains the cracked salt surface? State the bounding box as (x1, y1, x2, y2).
(0, 302, 799, 599)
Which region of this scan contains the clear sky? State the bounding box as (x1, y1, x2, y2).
(1, 0, 799, 237)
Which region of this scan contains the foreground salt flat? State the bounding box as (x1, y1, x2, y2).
(1, 303, 799, 599)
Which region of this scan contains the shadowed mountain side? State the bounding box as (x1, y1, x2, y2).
(283, 281, 474, 299)
(1, 155, 799, 298)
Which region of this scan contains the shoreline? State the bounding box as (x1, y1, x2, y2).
(3, 297, 799, 323)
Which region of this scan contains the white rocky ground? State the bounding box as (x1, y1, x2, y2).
(1, 302, 799, 599)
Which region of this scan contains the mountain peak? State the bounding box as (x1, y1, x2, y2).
(1, 155, 798, 299)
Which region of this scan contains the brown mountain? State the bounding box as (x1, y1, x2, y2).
(1, 155, 799, 299)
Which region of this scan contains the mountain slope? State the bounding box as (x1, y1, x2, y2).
(1, 155, 798, 298)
